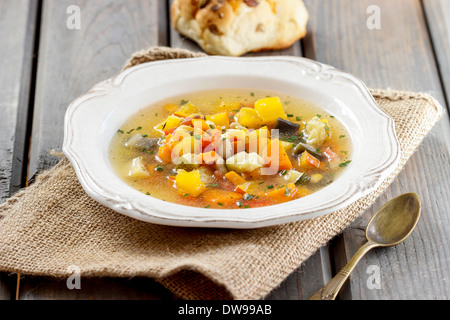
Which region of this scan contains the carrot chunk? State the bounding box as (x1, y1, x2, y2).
(202, 189, 243, 207)
(266, 183, 298, 203)
(299, 151, 321, 169)
(263, 139, 293, 171)
(158, 140, 177, 164)
(224, 171, 247, 186)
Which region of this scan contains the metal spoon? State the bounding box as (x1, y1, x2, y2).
(309, 193, 421, 300)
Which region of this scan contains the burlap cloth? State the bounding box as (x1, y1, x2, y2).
(0, 47, 445, 300)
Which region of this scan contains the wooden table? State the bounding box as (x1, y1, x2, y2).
(0, 0, 449, 300)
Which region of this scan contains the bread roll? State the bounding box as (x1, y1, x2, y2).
(171, 0, 309, 56)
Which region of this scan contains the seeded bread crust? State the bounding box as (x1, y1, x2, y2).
(171, 0, 309, 56)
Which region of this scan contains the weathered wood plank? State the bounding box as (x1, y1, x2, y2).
(304, 0, 450, 299)
(168, 0, 329, 300)
(423, 0, 450, 107)
(19, 0, 173, 300)
(19, 277, 173, 300)
(27, 0, 159, 180)
(0, 0, 39, 300)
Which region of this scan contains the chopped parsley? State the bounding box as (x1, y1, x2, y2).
(243, 194, 255, 201)
(339, 160, 352, 168)
(285, 187, 292, 196)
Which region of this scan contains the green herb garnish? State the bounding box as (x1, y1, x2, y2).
(243, 194, 255, 201)
(339, 160, 352, 168)
(285, 187, 292, 196)
(296, 174, 310, 185)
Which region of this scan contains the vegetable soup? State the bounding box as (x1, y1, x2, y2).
(109, 89, 352, 209)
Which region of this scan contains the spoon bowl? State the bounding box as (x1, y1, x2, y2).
(310, 193, 421, 300)
(366, 193, 421, 246)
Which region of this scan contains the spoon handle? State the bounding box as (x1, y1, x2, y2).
(309, 241, 378, 300)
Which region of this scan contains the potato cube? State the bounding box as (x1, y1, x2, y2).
(226, 151, 265, 173)
(154, 115, 183, 134)
(128, 157, 150, 178)
(254, 97, 287, 126)
(173, 102, 198, 117)
(175, 169, 206, 197)
(205, 112, 230, 129)
(236, 107, 263, 129)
